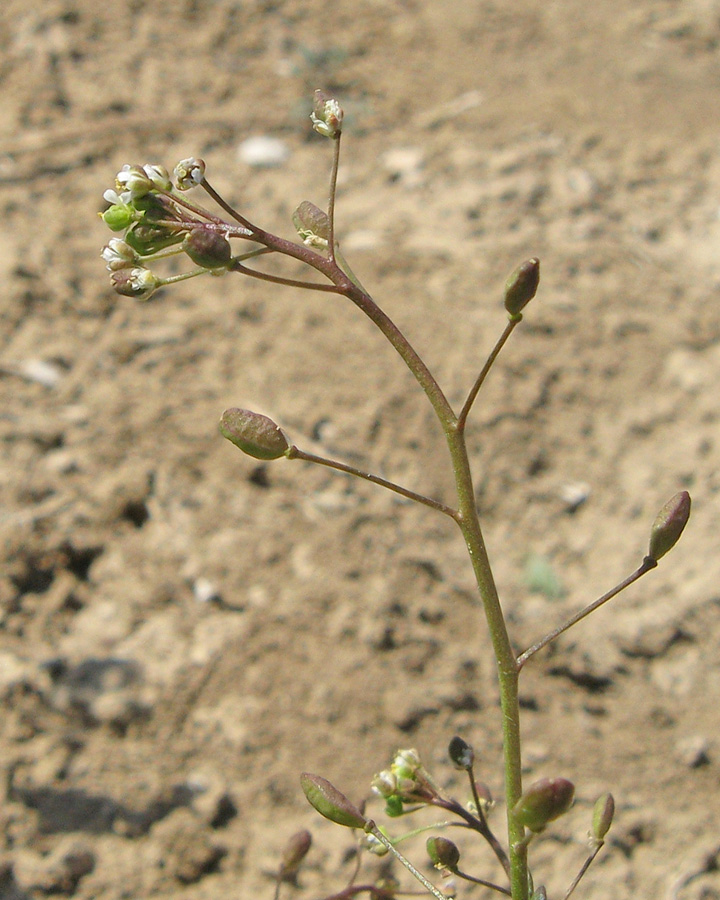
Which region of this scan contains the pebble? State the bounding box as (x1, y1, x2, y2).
(237, 135, 291, 168)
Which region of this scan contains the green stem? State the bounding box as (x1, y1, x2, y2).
(365, 822, 448, 900)
(444, 426, 527, 900)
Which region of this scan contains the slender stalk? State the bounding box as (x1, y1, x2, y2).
(458, 319, 519, 432)
(200, 177, 258, 233)
(431, 797, 510, 878)
(516, 558, 657, 669)
(365, 822, 448, 900)
(287, 446, 459, 519)
(327, 134, 341, 264)
(454, 869, 512, 896)
(562, 843, 604, 900)
(230, 260, 343, 293)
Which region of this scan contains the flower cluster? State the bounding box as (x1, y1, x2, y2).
(372, 748, 441, 816)
(99, 159, 236, 301)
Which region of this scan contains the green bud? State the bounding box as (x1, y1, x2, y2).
(426, 836, 460, 871)
(384, 796, 404, 818)
(125, 222, 184, 256)
(591, 792, 615, 842)
(448, 736, 474, 770)
(647, 491, 691, 561)
(279, 829, 312, 879)
(102, 203, 135, 232)
(504, 257, 540, 318)
(219, 408, 291, 460)
(300, 774, 367, 829)
(531, 887, 547, 900)
(184, 228, 232, 269)
(512, 777, 575, 833)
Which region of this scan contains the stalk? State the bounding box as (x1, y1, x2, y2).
(445, 425, 527, 900)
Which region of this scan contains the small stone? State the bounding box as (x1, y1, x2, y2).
(675, 735, 710, 768)
(238, 135, 290, 168)
(18, 358, 63, 388)
(558, 481, 590, 512)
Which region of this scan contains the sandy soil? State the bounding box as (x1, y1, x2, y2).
(1, 2, 719, 899)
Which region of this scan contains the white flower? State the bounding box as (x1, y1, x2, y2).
(101, 238, 136, 271)
(115, 165, 154, 199)
(143, 164, 171, 191)
(174, 158, 206, 191)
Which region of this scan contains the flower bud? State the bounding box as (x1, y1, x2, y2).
(143, 164, 172, 192)
(504, 258, 540, 318)
(392, 748, 421, 779)
(311, 90, 344, 138)
(220, 408, 291, 460)
(125, 221, 185, 257)
(591, 792, 615, 842)
(110, 267, 161, 301)
(279, 829, 312, 880)
(101, 238, 137, 271)
(531, 887, 547, 900)
(384, 796, 404, 818)
(300, 774, 367, 829)
(426, 837, 460, 871)
(448, 736, 474, 770)
(647, 491, 691, 561)
(512, 777, 575, 833)
(115, 164, 155, 199)
(184, 228, 232, 269)
(101, 202, 136, 232)
(174, 158, 206, 190)
(371, 770, 397, 799)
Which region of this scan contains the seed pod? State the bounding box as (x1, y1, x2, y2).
(219, 408, 291, 460)
(591, 792, 615, 841)
(279, 829, 312, 880)
(300, 774, 366, 829)
(512, 777, 575, 832)
(426, 836, 460, 871)
(293, 201, 331, 242)
(647, 491, 691, 561)
(504, 258, 540, 318)
(184, 228, 232, 269)
(448, 736, 474, 770)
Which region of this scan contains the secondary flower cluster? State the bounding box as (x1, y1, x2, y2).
(99, 159, 242, 301)
(372, 748, 442, 816)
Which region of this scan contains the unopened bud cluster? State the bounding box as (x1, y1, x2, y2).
(372, 748, 440, 815)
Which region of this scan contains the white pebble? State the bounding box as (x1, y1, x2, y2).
(237, 135, 290, 168)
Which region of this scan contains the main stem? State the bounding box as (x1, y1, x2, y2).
(231, 229, 529, 896)
(332, 276, 528, 899)
(445, 425, 527, 900)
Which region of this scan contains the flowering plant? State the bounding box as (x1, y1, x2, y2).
(100, 91, 690, 900)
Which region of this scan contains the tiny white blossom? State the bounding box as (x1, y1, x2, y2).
(101, 238, 136, 271)
(103, 188, 132, 205)
(174, 158, 206, 190)
(311, 92, 343, 138)
(115, 164, 154, 199)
